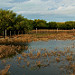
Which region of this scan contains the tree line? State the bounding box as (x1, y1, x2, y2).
(0, 9, 75, 37)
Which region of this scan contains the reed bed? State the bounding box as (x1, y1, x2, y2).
(0, 30, 75, 45)
(0, 65, 10, 75)
(0, 30, 75, 75)
(0, 46, 75, 75)
(0, 45, 26, 59)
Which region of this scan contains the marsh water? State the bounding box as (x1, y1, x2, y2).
(0, 40, 75, 75)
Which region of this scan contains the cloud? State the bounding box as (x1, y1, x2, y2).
(10, 0, 30, 3)
(24, 14, 75, 22)
(41, 0, 49, 1)
(0, 0, 75, 21)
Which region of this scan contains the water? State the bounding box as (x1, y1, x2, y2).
(0, 40, 75, 75)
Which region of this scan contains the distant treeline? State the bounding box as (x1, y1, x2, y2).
(0, 9, 75, 37)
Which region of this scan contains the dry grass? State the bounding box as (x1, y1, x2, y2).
(0, 46, 75, 75)
(0, 30, 75, 45)
(0, 30, 75, 74)
(0, 65, 10, 75)
(0, 45, 25, 59)
(56, 57, 60, 62)
(37, 52, 41, 57)
(27, 61, 30, 67)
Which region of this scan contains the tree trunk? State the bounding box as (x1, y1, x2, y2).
(10, 31, 11, 37)
(14, 31, 15, 35)
(57, 28, 58, 32)
(3, 30, 5, 38)
(36, 28, 37, 34)
(18, 31, 19, 35)
(4, 29, 7, 38)
(22, 31, 23, 34)
(5, 29, 7, 36)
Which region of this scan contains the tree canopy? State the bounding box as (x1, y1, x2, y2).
(0, 9, 75, 36)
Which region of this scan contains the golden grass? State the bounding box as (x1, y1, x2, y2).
(22, 53, 27, 58)
(56, 57, 60, 62)
(27, 61, 30, 67)
(37, 52, 41, 57)
(0, 30, 75, 45)
(0, 30, 75, 74)
(66, 55, 73, 61)
(0, 45, 25, 59)
(0, 46, 74, 75)
(36, 61, 41, 67)
(0, 65, 10, 75)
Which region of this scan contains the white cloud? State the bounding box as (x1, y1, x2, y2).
(9, 0, 75, 15)
(0, 0, 75, 21)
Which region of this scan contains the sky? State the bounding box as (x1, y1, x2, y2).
(0, 0, 75, 22)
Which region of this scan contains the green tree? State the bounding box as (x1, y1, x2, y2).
(48, 22, 57, 29)
(0, 9, 16, 38)
(33, 19, 47, 29)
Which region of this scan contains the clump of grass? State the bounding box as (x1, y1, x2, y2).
(27, 61, 30, 67)
(17, 56, 22, 61)
(66, 55, 73, 61)
(28, 52, 33, 57)
(36, 61, 41, 68)
(42, 52, 48, 57)
(0, 45, 26, 59)
(37, 52, 41, 57)
(56, 57, 60, 62)
(30, 56, 37, 59)
(22, 53, 27, 58)
(0, 65, 10, 75)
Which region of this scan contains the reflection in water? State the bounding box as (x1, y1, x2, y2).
(0, 40, 75, 75)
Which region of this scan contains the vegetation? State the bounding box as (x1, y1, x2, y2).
(0, 9, 33, 37)
(0, 9, 75, 37)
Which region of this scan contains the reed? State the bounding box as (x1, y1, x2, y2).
(0, 65, 10, 75)
(66, 55, 73, 61)
(56, 57, 60, 62)
(0, 30, 75, 45)
(37, 52, 41, 57)
(27, 61, 30, 67)
(22, 53, 27, 58)
(0, 45, 25, 59)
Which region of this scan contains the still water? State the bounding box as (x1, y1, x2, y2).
(0, 40, 75, 75)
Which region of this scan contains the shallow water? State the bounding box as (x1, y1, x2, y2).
(0, 40, 75, 75)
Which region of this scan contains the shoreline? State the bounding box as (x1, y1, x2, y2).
(0, 31, 75, 44)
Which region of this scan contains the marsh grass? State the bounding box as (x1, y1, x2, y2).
(0, 45, 27, 59)
(0, 65, 10, 75)
(0, 30, 75, 45)
(0, 30, 75, 75)
(0, 45, 75, 75)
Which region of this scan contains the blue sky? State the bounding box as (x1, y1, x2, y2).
(0, 0, 75, 22)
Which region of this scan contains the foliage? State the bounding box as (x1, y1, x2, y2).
(48, 22, 57, 29)
(33, 19, 48, 29)
(0, 9, 75, 36)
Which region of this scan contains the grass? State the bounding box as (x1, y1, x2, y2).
(0, 65, 10, 75)
(0, 45, 27, 59)
(0, 29, 75, 45)
(0, 29, 75, 75)
(0, 29, 75, 58)
(0, 44, 75, 75)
